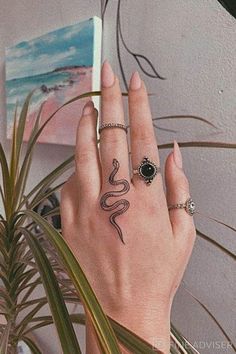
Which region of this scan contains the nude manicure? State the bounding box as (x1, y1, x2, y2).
(101, 60, 115, 88)
(173, 140, 183, 169)
(129, 71, 142, 90)
(82, 100, 94, 115)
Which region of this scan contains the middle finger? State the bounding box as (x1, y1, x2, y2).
(128, 72, 163, 191)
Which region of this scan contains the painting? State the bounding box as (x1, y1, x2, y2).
(5, 16, 101, 145)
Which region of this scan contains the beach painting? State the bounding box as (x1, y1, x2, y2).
(5, 17, 102, 145)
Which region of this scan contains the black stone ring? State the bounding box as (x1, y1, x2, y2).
(133, 157, 161, 185)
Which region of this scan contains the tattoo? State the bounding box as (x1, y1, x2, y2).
(100, 159, 130, 244)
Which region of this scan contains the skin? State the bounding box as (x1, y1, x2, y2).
(61, 61, 196, 354)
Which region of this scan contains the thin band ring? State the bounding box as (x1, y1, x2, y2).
(99, 123, 128, 134)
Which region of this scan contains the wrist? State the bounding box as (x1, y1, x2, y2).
(86, 300, 172, 354)
(114, 301, 171, 353)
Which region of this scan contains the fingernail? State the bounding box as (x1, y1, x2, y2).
(129, 71, 141, 90)
(82, 100, 94, 115)
(173, 140, 183, 169)
(101, 60, 115, 87)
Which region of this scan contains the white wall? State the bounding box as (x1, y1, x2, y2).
(0, 1, 235, 353)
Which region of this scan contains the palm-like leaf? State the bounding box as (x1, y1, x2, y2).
(20, 227, 82, 353)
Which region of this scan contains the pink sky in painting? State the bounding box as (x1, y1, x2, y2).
(23, 67, 93, 146)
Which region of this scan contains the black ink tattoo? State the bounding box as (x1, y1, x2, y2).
(100, 159, 130, 244)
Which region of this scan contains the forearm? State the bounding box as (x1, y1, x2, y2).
(86, 303, 171, 354)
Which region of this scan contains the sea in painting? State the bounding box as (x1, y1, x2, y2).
(5, 18, 95, 145)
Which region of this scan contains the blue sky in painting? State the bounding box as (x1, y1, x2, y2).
(6, 18, 94, 80)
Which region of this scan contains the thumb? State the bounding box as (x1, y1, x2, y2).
(165, 141, 196, 239)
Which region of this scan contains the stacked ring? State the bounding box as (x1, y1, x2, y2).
(99, 123, 128, 134)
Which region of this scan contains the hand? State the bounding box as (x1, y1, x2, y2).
(61, 60, 196, 353)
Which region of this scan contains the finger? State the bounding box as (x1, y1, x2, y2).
(61, 174, 78, 235)
(165, 141, 196, 240)
(99, 60, 130, 187)
(128, 72, 163, 190)
(75, 100, 101, 198)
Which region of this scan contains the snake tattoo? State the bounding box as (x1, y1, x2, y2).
(100, 159, 130, 244)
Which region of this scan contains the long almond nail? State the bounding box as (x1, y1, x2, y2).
(173, 140, 183, 169)
(82, 101, 94, 115)
(101, 60, 115, 88)
(129, 71, 141, 90)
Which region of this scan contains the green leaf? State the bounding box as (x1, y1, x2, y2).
(171, 325, 198, 354)
(0, 186, 6, 219)
(9, 104, 19, 191)
(0, 321, 11, 354)
(29, 182, 65, 210)
(18, 155, 74, 210)
(10, 92, 35, 210)
(197, 229, 236, 260)
(217, 0, 236, 19)
(182, 287, 236, 352)
(16, 301, 47, 338)
(15, 91, 35, 165)
(17, 92, 97, 199)
(21, 336, 42, 354)
(25, 314, 165, 353)
(0, 144, 11, 219)
(159, 141, 236, 150)
(27, 101, 45, 147)
(14, 90, 96, 212)
(109, 317, 163, 353)
(21, 210, 121, 354)
(20, 227, 81, 354)
(13, 100, 44, 210)
(196, 213, 236, 232)
(152, 115, 218, 129)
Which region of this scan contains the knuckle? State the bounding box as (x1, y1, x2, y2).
(133, 128, 155, 145)
(101, 132, 123, 145)
(75, 149, 93, 165)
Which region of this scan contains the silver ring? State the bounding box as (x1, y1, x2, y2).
(133, 157, 161, 185)
(168, 197, 196, 216)
(99, 123, 128, 134)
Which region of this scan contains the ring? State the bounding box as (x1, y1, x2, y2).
(133, 157, 160, 185)
(99, 123, 128, 134)
(168, 197, 196, 216)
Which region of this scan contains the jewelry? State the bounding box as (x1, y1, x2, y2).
(99, 123, 128, 134)
(133, 157, 160, 185)
(168, 197, 196, 216)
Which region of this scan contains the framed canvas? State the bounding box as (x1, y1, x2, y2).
(5, 17, 102, 145)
